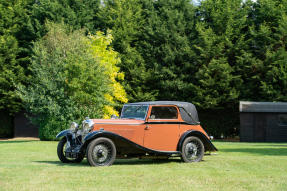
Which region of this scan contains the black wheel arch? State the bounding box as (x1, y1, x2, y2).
(82, 131, 119, 152)
(177, 130, 218, 152)
(81, 130, 180, 155)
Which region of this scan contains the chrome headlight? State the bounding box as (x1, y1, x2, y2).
(82, 117, 94, 133)
(70, 122, 79, 131)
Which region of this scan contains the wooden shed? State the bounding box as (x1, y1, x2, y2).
(240, 101, 287, 142)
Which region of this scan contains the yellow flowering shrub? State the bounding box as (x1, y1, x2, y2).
(87, 30, 128, 118)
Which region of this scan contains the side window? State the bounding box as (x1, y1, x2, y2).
(150, 106, 178, 119)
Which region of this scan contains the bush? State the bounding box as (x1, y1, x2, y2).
(18, 22, 127, 140)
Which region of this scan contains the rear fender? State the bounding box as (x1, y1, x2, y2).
(177, 130, 218, 152)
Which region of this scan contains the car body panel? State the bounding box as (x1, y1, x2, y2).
(143, 105, 181, 151)
(92, 119, 145, 125)
(92, 119, 146, 146)
(179, 124, 209, 138)
(83, 130, 181, 155)
(88, 104, 215, 152)
(144, 121, 180, 151)
(56, 101, 217, 163)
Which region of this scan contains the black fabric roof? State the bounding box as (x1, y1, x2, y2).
(125, 101, 199, 124)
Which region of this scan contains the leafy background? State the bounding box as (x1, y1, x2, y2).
(1, 0, 287, 139)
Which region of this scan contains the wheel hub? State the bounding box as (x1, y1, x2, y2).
(97, 149, 104, 157)
(185, 142, 198, 157)
(93, 144, 109, 163)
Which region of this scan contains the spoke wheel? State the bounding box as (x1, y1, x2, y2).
(181, 136, 204, 163)
(57, 137, 84, 163)
(87, 137, 116, 166)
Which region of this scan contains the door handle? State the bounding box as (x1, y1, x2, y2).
(144, 125, 150, 130)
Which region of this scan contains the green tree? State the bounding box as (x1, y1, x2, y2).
(246, 0, 287, 101)
(191, 0, 250, 108)
(259, 14, 287, 101)
(0, 0, 27, 113)
(30, 0, 101, 38)
(98, 0, 156, 102)
(18, 22, 127, 140)
(138, 0, 197, 101)
(0, 0, 102, 113)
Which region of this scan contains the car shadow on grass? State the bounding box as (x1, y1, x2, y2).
(34, 160, 89, 167)
(113, 158, 182, 165)
(34, 158, 183, 167)
(220, 148, 287, 156)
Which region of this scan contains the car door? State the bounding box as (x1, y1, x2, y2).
(143, 105, 180, 151)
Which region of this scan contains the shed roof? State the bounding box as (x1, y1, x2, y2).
(240, 101, 287, 113)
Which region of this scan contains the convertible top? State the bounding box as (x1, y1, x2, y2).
(125, 101, 199, 124)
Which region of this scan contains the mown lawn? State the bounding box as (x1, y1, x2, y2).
(0, 140, 286, 191)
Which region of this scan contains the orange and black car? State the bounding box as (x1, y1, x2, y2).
(56, 101, 217, 166)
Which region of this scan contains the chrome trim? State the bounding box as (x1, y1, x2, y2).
(70, 122, 79, 131)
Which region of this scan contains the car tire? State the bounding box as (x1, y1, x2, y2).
(181, 136, 205, 163)
(57, 137, 84, 163)
(87, 137, 116, 166)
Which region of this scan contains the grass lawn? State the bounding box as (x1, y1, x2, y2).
(0, 140, 286, 191)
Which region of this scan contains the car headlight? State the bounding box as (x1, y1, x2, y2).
(70, 122, 79, 131)
(82, 117, 94, 133)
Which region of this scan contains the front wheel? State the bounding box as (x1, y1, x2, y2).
(181, 136, 205, 163)
(87, 137, 116, 166)
(57, 137, 84, 163)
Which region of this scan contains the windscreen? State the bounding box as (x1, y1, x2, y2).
(121, 105, 149, 120)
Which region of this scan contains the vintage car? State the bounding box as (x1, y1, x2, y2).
(56, 101, 217, 166)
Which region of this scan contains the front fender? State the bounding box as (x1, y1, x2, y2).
(56, 129, 71, 139)
(81, 131, 116, 152)
(83, 131, 106, 142)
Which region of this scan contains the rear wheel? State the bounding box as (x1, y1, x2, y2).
(181, 136, 204, 163)
(87, 137, 116, 166)
(57, 137, 84, 163)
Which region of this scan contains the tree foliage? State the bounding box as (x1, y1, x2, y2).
(2, 0, 287, 138)
(30, 0, 101, 37)
(98, 0, 157, 102)
(191, 0, 246, 108)
(1, 0, 102, 115)
(140, 0, 197, 101)
(18, 22, 127, 140)
(0, 0, 28, 113)
(249, 0, 287, 101)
